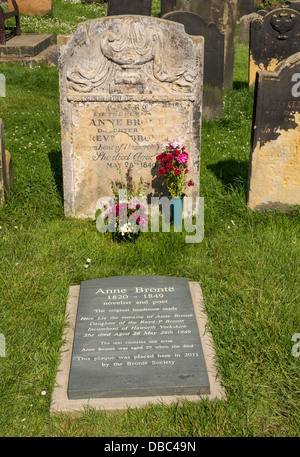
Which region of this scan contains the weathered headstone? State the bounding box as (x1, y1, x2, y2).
(176, 0, 238, 90)
(107, 0, 152, 16)
(0, 119, 13, 206)
(58, 16, 203, 218)
(248, 51, 300, 210)
(160, 0, 177, 17)
(163, 10, 224, 119)
(238, 12, 263, 46)
(237, 0, 257, 20)
(249, 8, 300, 87)
(51, 276, 226, 412)
(284, 1, 300, 13)
(8, 0, 52, 16)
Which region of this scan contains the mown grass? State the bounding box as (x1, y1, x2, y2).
(0, 2, 299, 437)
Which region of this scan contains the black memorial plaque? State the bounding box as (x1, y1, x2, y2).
(67, 276, 210, 399)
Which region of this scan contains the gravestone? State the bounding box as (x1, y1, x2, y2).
(248, 51, 300, 210)
(163, 10, 224, 119)
(160, 0, 177, 17)
(237, 0, 257, 20)
(249, 8, 300, 86)
(0, 119, 13, 207)
(284, 1, 300, 12)
(8, 0, 52, 16)
(107, 0, 152, 16)
(58, 16, 203, 218)
(51, 276, 226, 412)
(176, 0, 238, 90)
(238, 12, 263, 46)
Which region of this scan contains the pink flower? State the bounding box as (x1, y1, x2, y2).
(177, 153, 188, 164)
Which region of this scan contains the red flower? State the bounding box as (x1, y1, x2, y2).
(174, 168, 182, 176)
(188, 180, 194, 187)
(158, 167, 166, 175)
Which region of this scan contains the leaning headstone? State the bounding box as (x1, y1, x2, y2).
(176, 0, 238, 90)
(249, 8, 300, 86)
(8, 0, 52, 16)
(163, 10, 224, 119)
(51, 276, 226, 412)
(107, 0, 152, 16)
(160, 0, 177, 17)
(248, 51, 300, 210)
(238, 12, 263, 46)
(0, 119, 13, 206)
(58, 16, 203, 218)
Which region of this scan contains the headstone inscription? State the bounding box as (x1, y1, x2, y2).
(107, 0, 152, 16)
(163, 10, 224, 120)
(8, 0, 52, 16)
(58, 16, 203, 218)
(176, 0, 238, 90)
(247, 51, 300, 210)
(67, 276, 210, 399)
(249, 8, 300, 87)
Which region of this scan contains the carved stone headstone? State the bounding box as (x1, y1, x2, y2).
(249, 8, 300, 86)
(58, 16, 203, 218)
(8, 0, 52, 16)
(176, 0, 238, 90)
(238, 12, 263, 46)
(107, 0, 152, 16)
(247, 51, 300, 210)
(163, 10, 224, 119)
(161, 0, 177, 17)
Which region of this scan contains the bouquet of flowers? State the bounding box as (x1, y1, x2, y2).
(103, 167, 148, 241)
(156, 141, 194, 197)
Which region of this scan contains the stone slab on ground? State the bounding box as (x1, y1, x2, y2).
(0, 33, 54, 57)
(50, 279, 226, 414)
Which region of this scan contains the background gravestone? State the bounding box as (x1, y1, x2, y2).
(107, 0, 152, 16)
(284, 1, 300, 12)
(238, 12, 264, 46)
(163, 10, 224, 119)
(237, 0, 257, 20)
(176, 0, 238, 90)
(249, 8, 300, 86)
(8, 0, 52, 16)
(248, 51, 300, 210)
(160, 0, 177, 16)
(58, 16, 203, 218)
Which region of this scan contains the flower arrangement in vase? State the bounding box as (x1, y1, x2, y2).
(156, 141, 194, 198)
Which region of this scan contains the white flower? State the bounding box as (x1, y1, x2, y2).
(41, 390, 46, 396)
(86, 258, 91, 263)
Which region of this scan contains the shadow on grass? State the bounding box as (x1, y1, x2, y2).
(233, 81, 249, 90)
(207, 159, 249, 193)
(48, 149, 63, 199)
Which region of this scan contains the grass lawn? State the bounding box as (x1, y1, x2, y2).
(0, 1, 299, 437)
